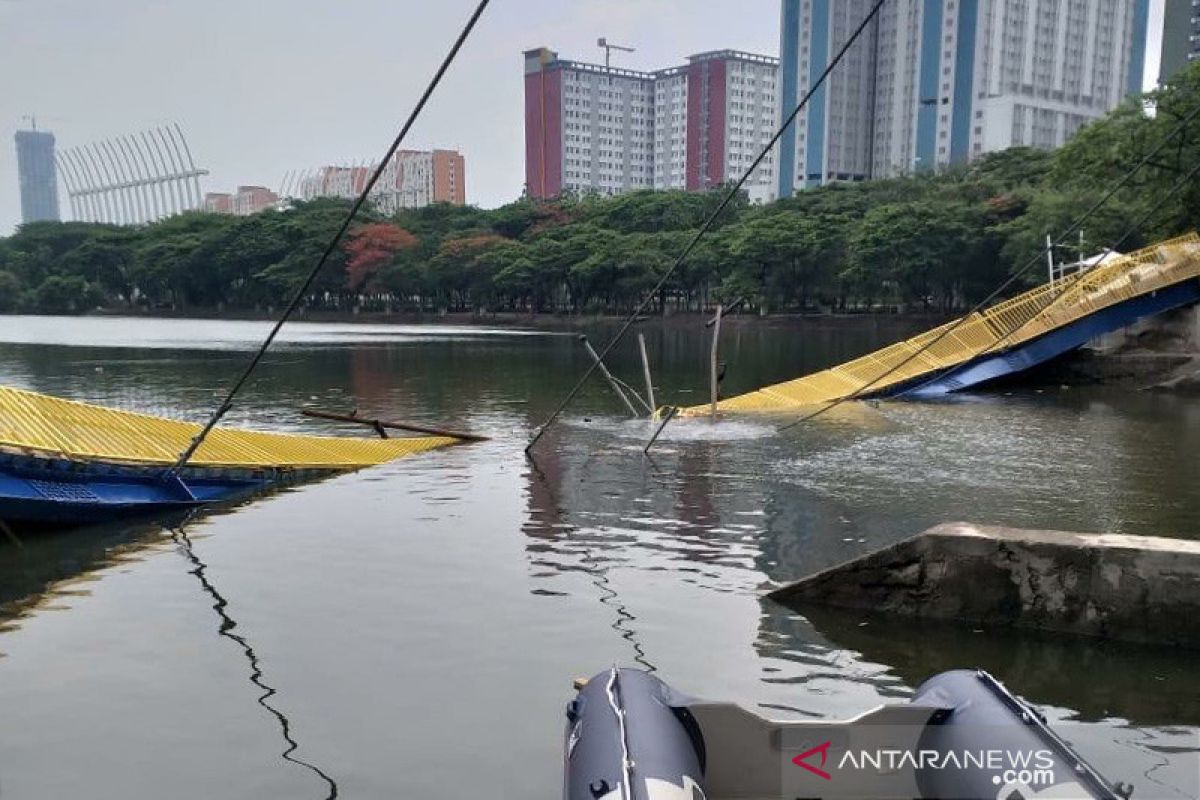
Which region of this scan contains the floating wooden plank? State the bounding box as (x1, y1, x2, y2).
(300, 408, 488, 442)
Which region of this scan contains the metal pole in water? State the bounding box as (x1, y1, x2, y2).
(637, 332, 656, 412)
(709, 304, 722, 421)
(580, 335, 641, 417)
(643, 406, 677, 454)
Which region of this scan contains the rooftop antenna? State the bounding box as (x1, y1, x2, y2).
(597, 37, 634, 69)
(21, 115, 37, 131)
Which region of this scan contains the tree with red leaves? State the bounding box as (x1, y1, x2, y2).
(344, 223, 418, 291)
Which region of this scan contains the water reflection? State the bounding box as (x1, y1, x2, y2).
(0, 516, 174, 626)
(170, 523, 339, 799)
(524, 444, 657, 672)
(768, 603, 1200, 726)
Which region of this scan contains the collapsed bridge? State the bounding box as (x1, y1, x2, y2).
(680, 233, 1200, 416)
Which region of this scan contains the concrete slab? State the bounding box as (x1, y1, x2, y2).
(768, 522, 1200, 648)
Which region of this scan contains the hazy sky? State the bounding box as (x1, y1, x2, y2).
(1, 0, 1165, 236)
(0, 0, 778, 234)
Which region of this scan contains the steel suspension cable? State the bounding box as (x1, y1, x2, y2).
(776, 99, 1200, 433)
(168, 0, 491, 474)
(525, 0, 890, 454)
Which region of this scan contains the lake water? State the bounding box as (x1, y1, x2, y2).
(0, 314, 1197, 799)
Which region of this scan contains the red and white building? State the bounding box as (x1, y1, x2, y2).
(293, 149, 465, 212)
(524, 47, 778, 200)
(202, 192, 234, 214)
(203, 186, 279, 216)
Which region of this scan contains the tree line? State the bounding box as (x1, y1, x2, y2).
(2, 64, 1197, 317)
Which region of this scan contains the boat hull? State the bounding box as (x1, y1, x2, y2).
(0, 452, 317, 527)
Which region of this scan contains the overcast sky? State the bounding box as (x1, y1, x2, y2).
(1, 0, 1164, 236)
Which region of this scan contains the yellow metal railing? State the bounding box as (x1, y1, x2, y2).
(682, 232, 1200, 415)
(0, 386, 457, 469)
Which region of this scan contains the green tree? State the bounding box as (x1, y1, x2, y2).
(0, 270, 23, 312)
(1051, 61, 1200, 236)
(996, 190, 1144, 286)
(726, 212, 842, 311)
(850, 200, 988, 310)
(31, 275, 104, 314)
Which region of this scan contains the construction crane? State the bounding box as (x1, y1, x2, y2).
(597, 37, 635, 69)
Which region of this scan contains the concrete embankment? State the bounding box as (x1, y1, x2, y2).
(769, 522, 1200, 648)
(1062, 303, 1200, 391)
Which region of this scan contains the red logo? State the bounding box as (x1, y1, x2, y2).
(792, 741, 833, 780)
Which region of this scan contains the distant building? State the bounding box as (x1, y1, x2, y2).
(431, 149, 466, 205)
(292, 149, 465, 212)
(777, 0, 1151, 196)
(1159, 0, 1199, 82)
(203, 192, 233, 214)
(1194, 0, 1200, 63)
(202, 186, 279, 216)
(523, 47, 779, 199)
(14, 128, 61, 223)
(232, 186, 279, 216)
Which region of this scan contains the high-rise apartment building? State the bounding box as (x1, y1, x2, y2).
(430, 149, 466, 206)
(524, 47, 778, 199)
(1159, 0, 1190, 82)
(14, 128, 61, 223)
(1195, 0, 1200, 62)
(1159, 0, 1200, 82)
(777, 0, 1151, 196)
(294, 149, 465, 212)
(777, 0, 879, 191)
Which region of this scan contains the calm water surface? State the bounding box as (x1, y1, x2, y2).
(0, 314, 1197, 799)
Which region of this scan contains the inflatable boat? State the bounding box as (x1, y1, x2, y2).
(564, 667, 1129, 800)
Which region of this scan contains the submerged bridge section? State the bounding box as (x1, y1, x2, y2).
(683, 233, 1200, 415)
(0, 386, 456, 469)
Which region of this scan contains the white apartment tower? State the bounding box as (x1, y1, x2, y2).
(525, 48, 779, 199)
(776, 0, 880, 191)
(652, 69, 690, 189)
(777, 0, 1151, 196)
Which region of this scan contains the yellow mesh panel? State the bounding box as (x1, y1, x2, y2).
(0, 387, 458, 469)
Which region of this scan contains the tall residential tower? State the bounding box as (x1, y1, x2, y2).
(14, 128, 61, 223)
(777, 0, 1151, 196)
(523, 47, 778, 199)
(777, 0, 879, 191)
(1159, 0, 1200, 82)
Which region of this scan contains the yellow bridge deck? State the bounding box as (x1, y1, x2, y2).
(681, 232, 1200, 416)
(0, 386, 457, 470)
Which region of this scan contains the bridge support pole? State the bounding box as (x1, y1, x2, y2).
(638, 332, 656, 412)
(580, 335, 641, 417)
(709, 304, 722, 420)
